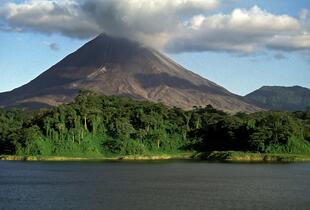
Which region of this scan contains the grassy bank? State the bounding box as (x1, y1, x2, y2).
(193, 151, 310, 162)
(1, 151, 310, 162)
(0, 152, 194, 161)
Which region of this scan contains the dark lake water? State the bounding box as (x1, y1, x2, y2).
(0, 160, 309, 210)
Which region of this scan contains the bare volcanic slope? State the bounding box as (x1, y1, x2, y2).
(0, 34, 259, 112)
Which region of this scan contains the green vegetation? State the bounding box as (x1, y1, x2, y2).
(245, 85, 310, 111)
(193, 151, 310, 162)
(0, 152, 193, 161)
(1, 90, 310, 161)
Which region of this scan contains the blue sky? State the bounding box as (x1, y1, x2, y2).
(0, 0, 309, 96)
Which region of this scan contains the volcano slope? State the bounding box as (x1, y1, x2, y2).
(0, 34, 259, 112)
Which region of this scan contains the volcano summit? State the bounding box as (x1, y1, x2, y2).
(0, 34, 259, 112)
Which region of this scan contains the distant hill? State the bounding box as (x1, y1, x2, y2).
(0, 34, 259, 112)
(245, 86, 310, 111)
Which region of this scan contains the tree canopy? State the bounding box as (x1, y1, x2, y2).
(1, 90, 310, 156)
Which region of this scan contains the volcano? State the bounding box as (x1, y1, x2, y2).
(0, 34, 259, 112)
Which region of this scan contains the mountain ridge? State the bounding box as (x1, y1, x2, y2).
(245, 85, 310, 111)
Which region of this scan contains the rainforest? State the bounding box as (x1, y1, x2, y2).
(1, 90, 310, 161)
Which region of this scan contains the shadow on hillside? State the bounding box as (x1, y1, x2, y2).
(135, 73, 228, 96)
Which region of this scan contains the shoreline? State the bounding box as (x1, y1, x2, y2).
(193, 151, 310, 162)
(0, 153, 194, 161)
(1, 151, 310, 162)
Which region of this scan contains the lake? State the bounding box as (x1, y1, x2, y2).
(0, 160, 309, 210)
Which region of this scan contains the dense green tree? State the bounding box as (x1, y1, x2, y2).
(1, 91, 310, 156)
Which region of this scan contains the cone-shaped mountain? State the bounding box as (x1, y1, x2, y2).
(0, 34, 259, 112)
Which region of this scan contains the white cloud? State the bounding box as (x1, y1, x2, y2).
(274, 53, 286, 60)
(167, 6, 303, 53)
(267, 34, 310, 51)
(0, 0, 101, 38)
(0, 0, 219, 38)
(299, 8, 308, 20)
(80, 0, 221, 48)
(43, 41, 60, 51)
(0, 1, 309, 55)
